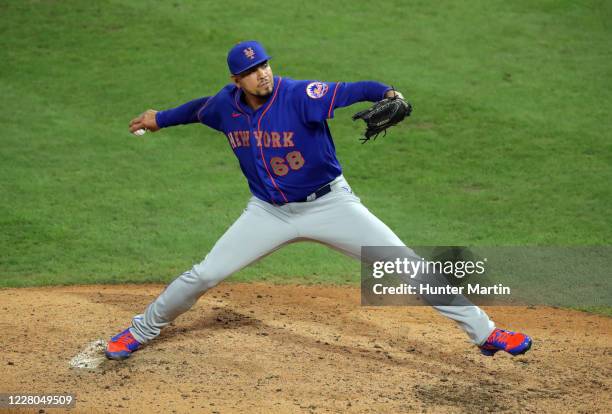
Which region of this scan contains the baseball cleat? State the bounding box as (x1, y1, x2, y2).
(105, 328, 142, 360)
(479, 328, 532, 356)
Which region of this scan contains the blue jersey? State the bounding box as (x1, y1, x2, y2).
(156, 77, 391, 204)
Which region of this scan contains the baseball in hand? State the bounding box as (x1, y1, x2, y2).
(133, 129, 146, 136)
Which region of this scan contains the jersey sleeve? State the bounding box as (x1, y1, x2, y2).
(155, 97, 211, 128)
(155, 93, 226, 132)
(294, 80, 392, 124)
(195, 94, 224, 132)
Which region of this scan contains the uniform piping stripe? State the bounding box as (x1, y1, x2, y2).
(233, 87, 277, 205)
(327, 82, 341, 119)
(257, 77, 288, 204)
(196, 97, 213, 123)
(233, 90, 248, 116)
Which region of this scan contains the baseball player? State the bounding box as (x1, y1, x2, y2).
(106, 41, 532, 360)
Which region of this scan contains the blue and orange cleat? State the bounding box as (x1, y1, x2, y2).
(479, 328, 532, 356)
(105, 328, 142, 360)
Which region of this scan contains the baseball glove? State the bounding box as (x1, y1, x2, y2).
(352, 95, 412, 143)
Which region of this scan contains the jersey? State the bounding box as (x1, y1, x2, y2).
(155, 77, 391, 204)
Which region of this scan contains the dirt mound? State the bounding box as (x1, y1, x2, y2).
(1, 283, 610, 413)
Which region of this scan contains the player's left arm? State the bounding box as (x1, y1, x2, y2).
(333, 81, 404, 108)
(296, 81, 404, 124)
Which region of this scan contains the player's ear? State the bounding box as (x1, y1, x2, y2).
(230, 75, 241, 88)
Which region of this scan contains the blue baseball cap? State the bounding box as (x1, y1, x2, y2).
(227, 40, 272, 75)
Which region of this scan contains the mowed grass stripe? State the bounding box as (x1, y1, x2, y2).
(0, 0, 610, 287)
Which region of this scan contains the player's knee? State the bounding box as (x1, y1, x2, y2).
(187, 269, 219, 291)
(189, 262, 226, 291)
(385, 235, 406, 247)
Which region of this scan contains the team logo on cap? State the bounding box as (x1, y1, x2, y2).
(243, 47, 256, 60)
(306, 82, 329, 99)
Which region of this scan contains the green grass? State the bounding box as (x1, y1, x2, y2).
(1, 0, 611, 293)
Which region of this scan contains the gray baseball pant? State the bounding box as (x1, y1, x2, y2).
(130, 175, 495, 345)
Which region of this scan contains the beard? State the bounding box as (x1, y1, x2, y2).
(253, 85, 273, 98)
(254, 91, 273, 99)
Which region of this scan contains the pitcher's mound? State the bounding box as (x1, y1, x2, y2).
(69, 339, 107, 369)
(1, 283, 610, 413)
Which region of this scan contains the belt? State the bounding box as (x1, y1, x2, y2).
(296, 184, 332, 202)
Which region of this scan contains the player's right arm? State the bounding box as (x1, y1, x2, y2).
(128, 97, 211, 134)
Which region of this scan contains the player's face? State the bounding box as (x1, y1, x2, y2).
(232, 61, 274, 97)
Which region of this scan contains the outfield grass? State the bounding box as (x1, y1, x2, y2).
(1, 0, 611, 288)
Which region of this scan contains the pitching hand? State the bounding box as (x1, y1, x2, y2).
(129, 110, 160, 134)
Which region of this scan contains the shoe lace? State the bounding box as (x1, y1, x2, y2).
(492, 330, 511, 345)
(115, 332, 135, 346)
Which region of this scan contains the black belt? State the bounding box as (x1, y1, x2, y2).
(296, 184, 332, 202)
